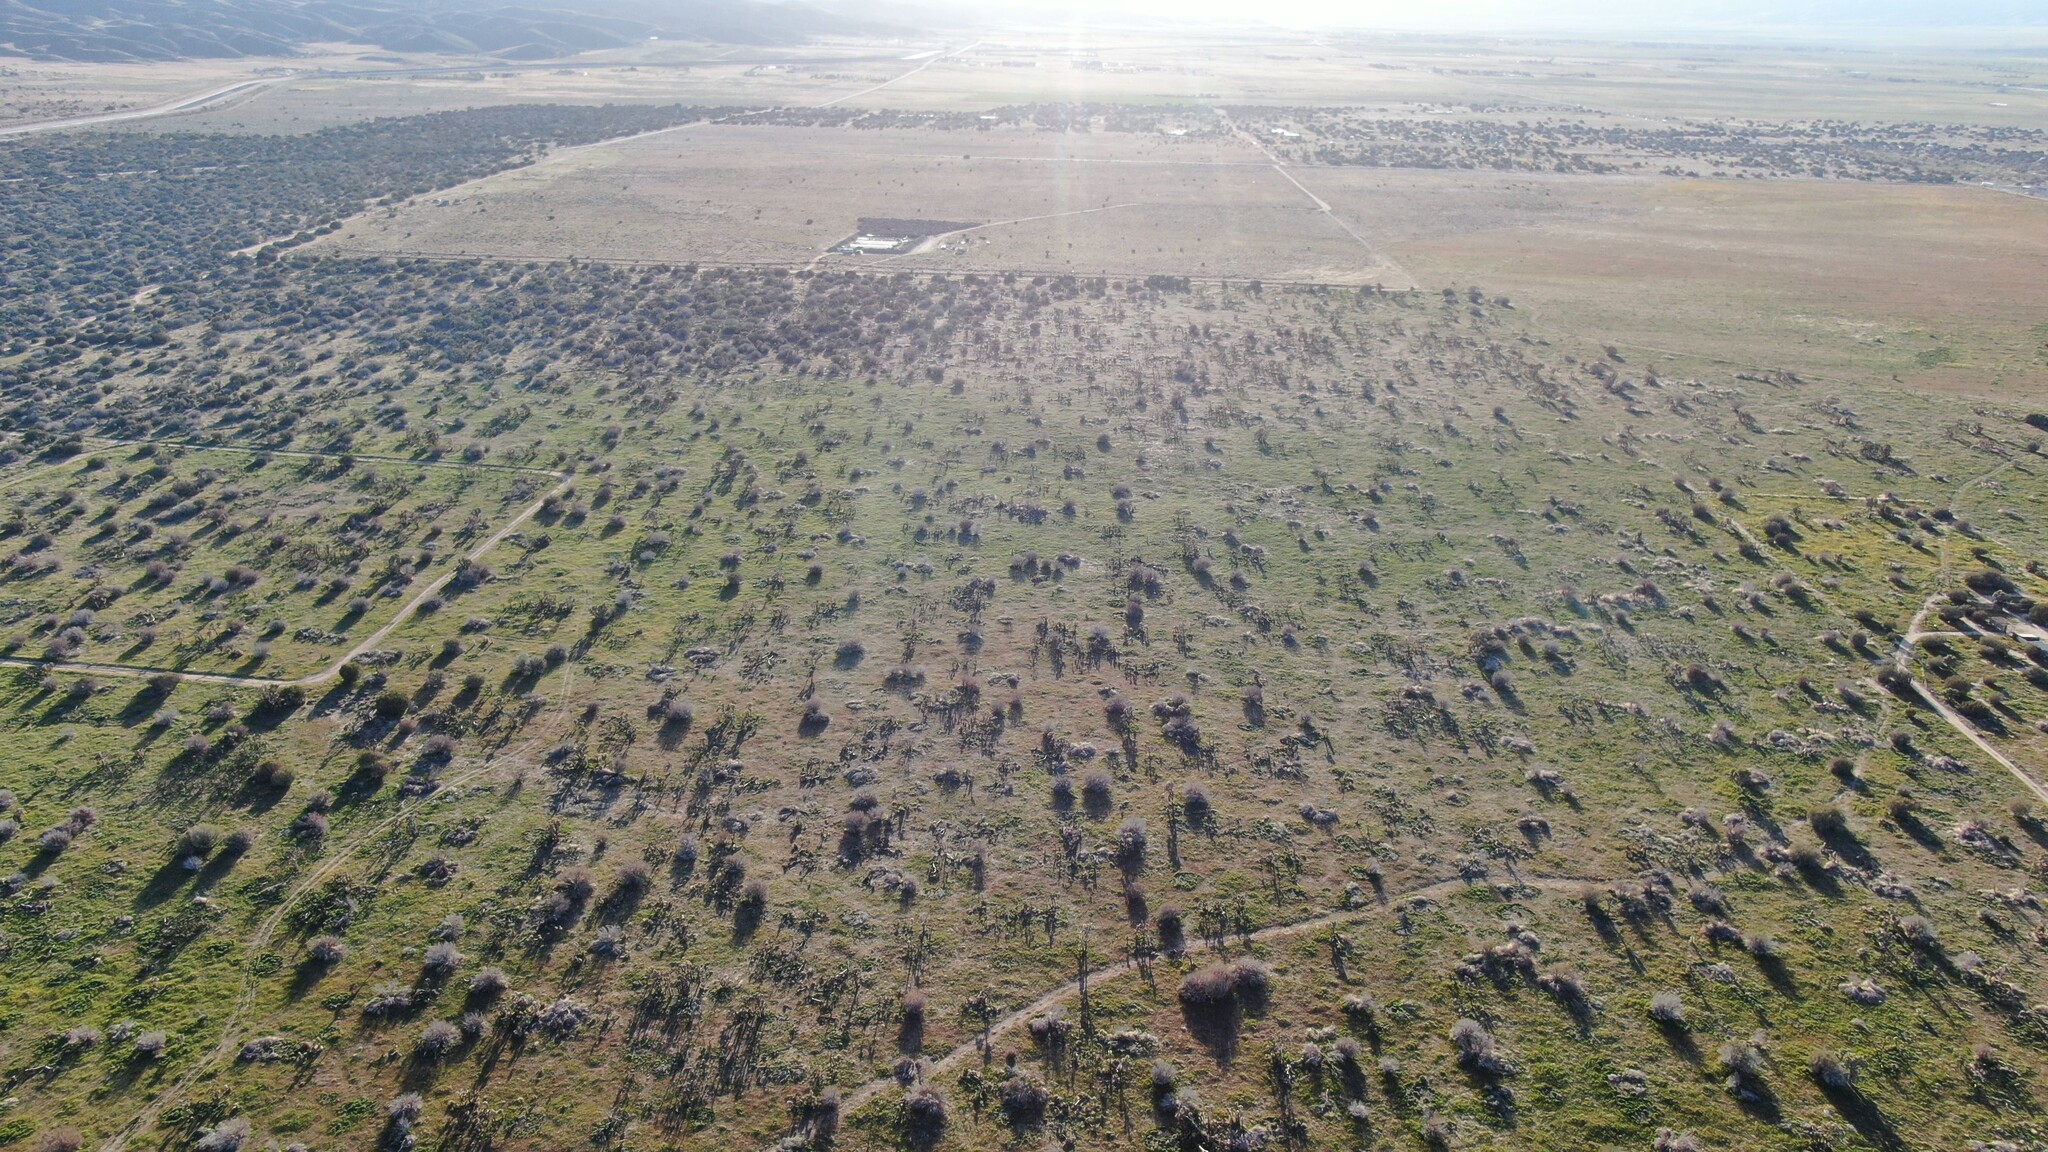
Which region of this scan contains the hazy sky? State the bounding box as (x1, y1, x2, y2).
(967, 0, 2043, 31)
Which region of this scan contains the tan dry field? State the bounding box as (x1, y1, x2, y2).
(318, 122, 1408, 283)
(833, 36, 1492, 110)
(0, 52, 361, 129)
(60, 29, 2048, 135)
(1323, 170, 2048, 395)
(811, 34, 2048, 126)
(317, 113, 2048, 396)
(161, 55, 915, 133)
(0, 59, 759, 137)
(1310, 40, 2048, 127)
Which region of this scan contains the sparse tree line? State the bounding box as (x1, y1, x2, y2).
(0, 103, 743, 345)
(1225, 107, 2047, 183)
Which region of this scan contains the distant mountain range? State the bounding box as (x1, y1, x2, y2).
(0, 0, 893, 62)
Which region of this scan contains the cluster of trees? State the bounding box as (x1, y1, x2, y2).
(722, 102, 1223, 135)
(720, 92, 2048, 184)
(723, 106, 1010, 131)
(0, 103, 728, 344)
(1227, 107, 2047, 182)
(8, 255, 1129, 452)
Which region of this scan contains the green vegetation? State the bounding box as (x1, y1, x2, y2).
(0, 81, 2044, 1152)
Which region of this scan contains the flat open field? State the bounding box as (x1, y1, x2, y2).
(779, 33, 2048, 126)
(159, 54, 921, 134)
(0, 47, 568, 133)
(569, 33, 2048, 126)
(0, 55, 299, 128)
(318, 117, 2048, 396)
(71, 29, 2048, 136)
(318, 123, 1409, 283)
(1330, 172, 2048, 395)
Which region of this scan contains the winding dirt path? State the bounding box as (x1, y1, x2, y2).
(794, 872, 1606, 1136)
(1881, 457, 2048, 804)
(1894, 590, 2048, 805)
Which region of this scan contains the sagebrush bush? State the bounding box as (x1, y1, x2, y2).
(1177, 963, 1237, 1007)
(1177, 957, 1270, 1010)
(468, 967, 508, 997)
(422, 942, 462, 977)
(175, 824, 220, 858)
(1719, 1040, 1767, 1090)
(413, 1012, 458, 1048)
(1450, 1018, 1510, 1074)
(1809, 1050, 1856, 1090)
(1808, 805, 1851, 837)
(904, 1085, 948, 1138)
(997, 1074, 1048, 1125)
(1899, 915, 1941, 949)
(1116, 817, 1147, 866)
(810, 1086, 841, 1142)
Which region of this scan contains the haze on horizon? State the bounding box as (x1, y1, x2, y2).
(930, 0, 2048, 35)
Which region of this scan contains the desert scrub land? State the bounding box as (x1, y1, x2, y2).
(0, 84, 2046, 1152)
(0, 445, 540, 678)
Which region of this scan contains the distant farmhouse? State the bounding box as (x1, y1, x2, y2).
(833, 217, 979, 255)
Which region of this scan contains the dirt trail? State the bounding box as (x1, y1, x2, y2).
(1895, 589, 2048, 805)
(1882, 459, 2048, 804)
(98, 667, 578, 1152)
(0, 438, 568, 689)
(817, 41, 981, 109)
(795, 872, 1605, 1136)
(1214, 107, 1413, 287)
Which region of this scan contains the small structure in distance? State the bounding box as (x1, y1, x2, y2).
(832, 217, 979, 255)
